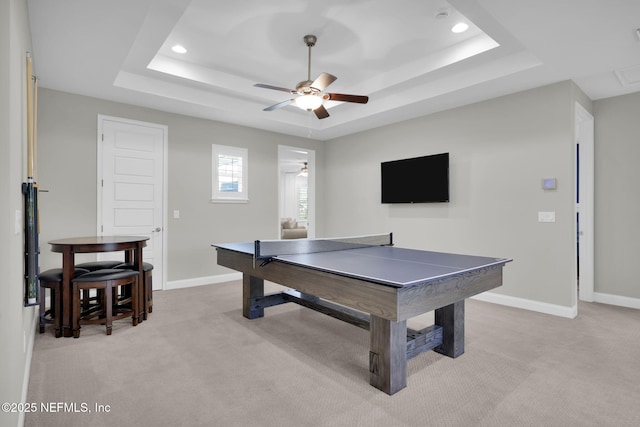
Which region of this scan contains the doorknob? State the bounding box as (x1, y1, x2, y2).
(153, 227, 162, 232)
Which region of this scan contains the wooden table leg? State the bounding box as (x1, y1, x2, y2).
(243, 274, 264, 319)
(434, 300, 465, 358)
(61, 249, 75, 337)
(369, 315, 407, 395)
(134, 245, 145, 323)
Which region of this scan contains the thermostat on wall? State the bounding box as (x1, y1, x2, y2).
(542, 178, 557, 190)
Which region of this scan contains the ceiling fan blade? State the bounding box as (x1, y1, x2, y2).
(255, 83, 295, 93)
(311, 73, 337, 91)
(264, 99, 295, 111)
(323, 93, 369, 104)
(313, 104, 330, 119)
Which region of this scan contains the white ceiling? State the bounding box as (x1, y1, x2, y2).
(28, 0, 640, 141)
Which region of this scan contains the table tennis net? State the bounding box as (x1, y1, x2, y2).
(254, 233, 393, 260)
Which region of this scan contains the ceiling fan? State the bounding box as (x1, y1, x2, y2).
(254, 34, 369, 119)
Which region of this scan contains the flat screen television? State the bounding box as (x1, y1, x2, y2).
(381, 153, 449, 203)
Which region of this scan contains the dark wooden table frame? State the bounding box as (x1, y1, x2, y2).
(48, 236, 149, 338)
(216, 247, 506, 395)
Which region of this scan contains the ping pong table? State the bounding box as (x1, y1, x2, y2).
(213, 234, 510, 395)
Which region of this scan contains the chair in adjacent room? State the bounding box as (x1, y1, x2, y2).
(71, 269, 139, 337)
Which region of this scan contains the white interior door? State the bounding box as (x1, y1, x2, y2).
(98, 115, 167, 290)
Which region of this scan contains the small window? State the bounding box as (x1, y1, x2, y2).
(298, 186, 308, 220)
(211, 144, 248, 203)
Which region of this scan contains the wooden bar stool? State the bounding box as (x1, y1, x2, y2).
(39, 268, 90, 337)
(75, 261, 125, 312)
(115, 262, 154, 321)
(71, 269, 139, 337)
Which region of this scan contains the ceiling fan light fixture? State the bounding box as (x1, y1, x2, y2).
(295, 94, 323, 111)
(298, 162, 309, 177)
(255, 34, 367, 119)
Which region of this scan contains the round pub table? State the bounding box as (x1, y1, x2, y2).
(48, 236, 149, 337)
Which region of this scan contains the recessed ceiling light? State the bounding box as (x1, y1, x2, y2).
(171, 45, 187, 54)
(451, 22, 469, 33)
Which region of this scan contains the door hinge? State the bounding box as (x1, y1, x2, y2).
(101, 225, 103, 232)
(101, 133, 104, 142)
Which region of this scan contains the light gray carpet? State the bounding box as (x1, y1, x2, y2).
(26, 281, 640, 426)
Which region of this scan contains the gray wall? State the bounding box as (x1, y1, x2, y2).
(36, 88, 323, 281)
(0, 0, 38, 426)
(594, 92, 640, 300)
(322, 81, 588, 309)
(37, 81, 604, 313)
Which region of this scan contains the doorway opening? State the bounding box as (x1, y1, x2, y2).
(575, 103, 594, 304)
(278, 145, 315, 240)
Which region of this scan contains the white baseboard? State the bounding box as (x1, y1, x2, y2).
(593, 292, 640, 310)
(472, 291, 578, 319)
(165, 273, 241, 290)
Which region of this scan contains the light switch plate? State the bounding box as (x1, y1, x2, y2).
(15, 209, 22, 234)
(538, 211, 556, 222)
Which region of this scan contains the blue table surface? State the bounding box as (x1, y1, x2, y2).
(214, 242, 511, 288)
